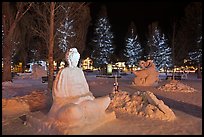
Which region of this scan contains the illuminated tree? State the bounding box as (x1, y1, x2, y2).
(91, 5, 114, 68)
(57, 7, 76, 53)
(124, 21, 142, 68)
(188, 49, 202, 63)
(149, 26, 173, 71)
(188, 48, 202, 78)
(31, 2, 90, 91)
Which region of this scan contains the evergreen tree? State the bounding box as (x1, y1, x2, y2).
(91, 5, 114, 68)
(188, 49, 202, 63)
(174, 2, 202, 67)
(148, 26, 173, 71)
(188, 48, 202, 78)
(124, 21, 142, 68)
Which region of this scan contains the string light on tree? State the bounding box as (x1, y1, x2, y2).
(57, 7, 76, 53)
(91, 16, 114, 68)
(188, 49, 202, 62)
(124, 22, 143, 68)
(148, 27, 173, 71)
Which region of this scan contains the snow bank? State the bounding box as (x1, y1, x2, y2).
(2, 81, 32, 88)
(2, 90, 52, 116)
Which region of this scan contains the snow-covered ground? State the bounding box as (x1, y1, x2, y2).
(2, 71, 201, 98)
(2, 77, 47, 99)
(2, 72, 202, 135)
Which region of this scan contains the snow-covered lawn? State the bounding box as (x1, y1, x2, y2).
(2, 77, 47, 99)
(2, 72, 202, 135)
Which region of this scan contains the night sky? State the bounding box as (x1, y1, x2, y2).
(85, 1, 191, 59)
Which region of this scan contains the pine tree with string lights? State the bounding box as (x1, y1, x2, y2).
(149, 26, 173, 71)
(124, 21, 143, 68)
(188, 49, 202, 62)
(188, 48, 202, 78)
(91, 5, 114, 68)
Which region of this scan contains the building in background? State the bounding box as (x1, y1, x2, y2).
(81, 57, 93, 70)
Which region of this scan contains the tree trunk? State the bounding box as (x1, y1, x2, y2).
(2, 39, 12, 82)
(2, 18, 16, 82)
(2, 2, 32, 82)
(48, 2, 55, 92)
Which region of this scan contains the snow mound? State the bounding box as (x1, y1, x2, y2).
(158, 80, 196, 93)
(2, 81, 32, 87)
(2, 81, 14, 86)
(2, 90, 52, 116)
(21, 90, 52, 112)
(108, 91, 176, 121)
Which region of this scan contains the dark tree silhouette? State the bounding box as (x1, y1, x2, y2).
(175, 2, 202, 66)
(2, 2, 33, 82)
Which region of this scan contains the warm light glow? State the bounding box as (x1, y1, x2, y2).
(82, 57, 93, 70)
(115, 62, 126, 68)
(184, 59, 188, 63)
(137, 67, 141, 70)
(59, 61, 65, 69)
(107, 64, 112, 74)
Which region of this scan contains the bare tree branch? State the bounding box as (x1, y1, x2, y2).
(16, 2, 33, 22)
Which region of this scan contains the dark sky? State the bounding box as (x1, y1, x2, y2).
(86, 2, 190, 58)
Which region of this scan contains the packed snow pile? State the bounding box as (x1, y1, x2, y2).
(2, 81, 32, 88)
(22, 90, 52, 111)
(158, 80, 196, 93)
(108, 91, 176, 121)
(2, 96, 30, 116)
(2, 90, 52, 116)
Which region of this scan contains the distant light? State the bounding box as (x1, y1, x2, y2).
(107, 64, 112, 74)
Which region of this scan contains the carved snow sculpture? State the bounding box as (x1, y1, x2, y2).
(45, 48, 115, 134)
(31, 64, 47, 79)
(132, 60, 159, 86)
(108, 90, 176, 121)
